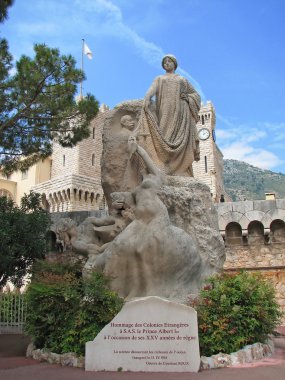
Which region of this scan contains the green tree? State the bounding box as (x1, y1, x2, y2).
(0, 191, 50, 287)
(0, 3, 99, 174)
(0, 0, 14, 22)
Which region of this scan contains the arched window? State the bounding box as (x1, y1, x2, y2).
(248, 221, 265, 245)
(270, 219, 285, 243)
(92, 127, 95, 139)
(202, 115, 205, 125)
(225, 222, 242, 246)
(92, 153, 95, 166)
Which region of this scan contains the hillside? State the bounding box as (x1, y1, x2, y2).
(223, 159, 285, 201)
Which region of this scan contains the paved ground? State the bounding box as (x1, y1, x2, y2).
(1, 331, 285, 380)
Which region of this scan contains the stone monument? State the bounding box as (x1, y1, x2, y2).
(86, 296, 201, 372)
(85, 54, 225, 301)
(47, 54, 226, 372)
(52, 55, 226, 372)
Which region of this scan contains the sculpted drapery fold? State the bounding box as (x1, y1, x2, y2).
(138, 66, 201, 176)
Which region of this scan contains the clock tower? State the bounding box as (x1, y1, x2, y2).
(193, 101, 227, 202)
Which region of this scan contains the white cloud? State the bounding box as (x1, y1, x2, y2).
(216, 118, 284, 171)
(8, 0, 206, 98)
(75, 0, 206, 98)
(222, 142, 283, 170)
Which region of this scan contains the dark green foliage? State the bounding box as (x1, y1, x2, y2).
(0, 0, 14, 23)
(224, 159, 285, 201)
(0, 3, 99, 173)
(25, 262, 123, 355)
(0, 44, 99, 174)
(189, 272, 283, 356)
(0, 192, 50, 287)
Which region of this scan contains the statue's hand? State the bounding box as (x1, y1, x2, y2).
(127, 135, 138, 156)
(181, 93, 188, 101)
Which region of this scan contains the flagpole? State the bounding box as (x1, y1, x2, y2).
(80, 39, 84, 99)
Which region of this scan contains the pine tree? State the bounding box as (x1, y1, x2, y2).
(0, 2, 99, 173)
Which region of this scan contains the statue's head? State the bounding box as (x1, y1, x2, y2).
(162, 54, 178, 71)
(120, 114, 135, 131)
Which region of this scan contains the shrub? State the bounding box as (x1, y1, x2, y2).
(189, 271, 283, 357)
(25, 261, 123, 355)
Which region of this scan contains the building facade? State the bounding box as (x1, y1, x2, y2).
(0, 158, 51, 205)
(32, 106, 108, 212)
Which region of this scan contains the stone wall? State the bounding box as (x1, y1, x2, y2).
(78, 111, 104, 179)
(225, 251, 285, 323)
(51, 109, 105, 179)
(217, 199, 285, 323)
(33, 174, 104, 212)
(33, 107, 108, 212)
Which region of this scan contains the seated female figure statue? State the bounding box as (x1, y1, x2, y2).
(139, 54, 201, 176)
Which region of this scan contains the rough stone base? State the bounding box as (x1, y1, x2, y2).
(200, 339, 274, 370)
(26, 344, 85, 368)
(27, 338, 274, 370)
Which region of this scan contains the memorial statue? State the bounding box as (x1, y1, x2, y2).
(53, 55, 225, 302)
(138, 54, 201, 176)
(85, 136, 202, 299)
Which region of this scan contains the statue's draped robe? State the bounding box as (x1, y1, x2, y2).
(138, 74, 201, 175)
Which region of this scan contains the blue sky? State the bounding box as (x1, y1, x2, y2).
(2, 0, 285, 173)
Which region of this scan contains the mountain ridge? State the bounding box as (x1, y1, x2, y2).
(223, 159, 285, 201)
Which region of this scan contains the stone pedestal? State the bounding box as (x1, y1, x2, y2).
(85, 296, 200, 372)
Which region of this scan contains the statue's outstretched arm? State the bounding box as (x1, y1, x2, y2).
(128, 136, 161, 179)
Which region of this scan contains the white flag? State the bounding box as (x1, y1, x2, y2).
(83, 41, 92, 60)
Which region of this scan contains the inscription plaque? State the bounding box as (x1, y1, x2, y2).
(85, 296, 200, 372)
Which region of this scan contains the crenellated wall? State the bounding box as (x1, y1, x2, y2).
(216, 199, 285, 322)
(33, 106, 108, 212)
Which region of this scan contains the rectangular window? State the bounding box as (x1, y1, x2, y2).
(204, 156, 208, 173)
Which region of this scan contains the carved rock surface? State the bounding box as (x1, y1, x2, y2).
(96, 100, 225, 301)
(101, 100, 143, 210)
(160, 176, 225, 279)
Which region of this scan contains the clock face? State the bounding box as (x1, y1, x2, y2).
(198, 128, 210, 140)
